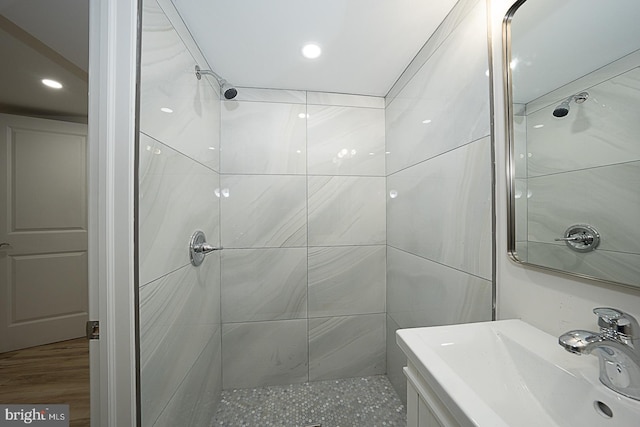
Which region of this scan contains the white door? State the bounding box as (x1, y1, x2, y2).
(0, 113, 88, 353)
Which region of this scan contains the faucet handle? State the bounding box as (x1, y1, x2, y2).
(594, 307, 623, 325)
(594, 307, 639, 338)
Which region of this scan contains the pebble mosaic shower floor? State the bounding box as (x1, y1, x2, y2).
(211, 375, 406, 427)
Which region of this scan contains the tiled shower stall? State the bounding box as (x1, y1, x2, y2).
(138, 0, 494, 424)
(219, 89, 387, 389)
(513, 62, 640, 284)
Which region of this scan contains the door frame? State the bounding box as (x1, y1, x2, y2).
(89, 0, 139, 425)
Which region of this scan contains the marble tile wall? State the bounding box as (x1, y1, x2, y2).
(220, 174, 307, 248)
(219, 88, 387, 389)
(526, 67, 640, 177)
(138, 0, 222, 425)
(385, 0, 491, 176)
(138, 0, 497, 410)
(308, 313, 386, 381)
(384, 0, 494, 403)
(517, 66, 640, 286)
(308, 246, 386, 318)
(220, 248, 307, 322)
(512, 108, 528, 260)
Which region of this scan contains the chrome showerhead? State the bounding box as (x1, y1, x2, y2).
(195, 65, 238, 100)
(552, 99, 571, 117)
(220, 81, 238, 100)
(552, 91, 589, 118)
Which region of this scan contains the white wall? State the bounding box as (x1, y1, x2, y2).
(490, 0, 640, 336)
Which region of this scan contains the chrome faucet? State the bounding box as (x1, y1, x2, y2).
(559, 307, 640, 400)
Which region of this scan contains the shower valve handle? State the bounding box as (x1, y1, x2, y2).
(555, 224, 600, 253)
(193, 242, 222, 254)
(189, 230, 222, 267)
(554, 234, 594, 243)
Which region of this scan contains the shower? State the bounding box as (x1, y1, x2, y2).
(552, 91, 589, 117)
(195, 65, 238, 99)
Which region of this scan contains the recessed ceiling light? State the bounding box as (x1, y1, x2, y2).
(160, 107, 174, 113)
(302, 43, 322, 59)
(42, 79, 63, 89)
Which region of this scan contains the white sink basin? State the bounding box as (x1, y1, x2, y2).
(397, 319, 640, 427)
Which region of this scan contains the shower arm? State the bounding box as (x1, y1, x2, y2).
(563, 92, 590, 105)
(195, 65, 225, 85)
(194, 64, 238, 100)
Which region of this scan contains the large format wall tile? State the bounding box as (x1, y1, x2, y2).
(387, 137, 492, 280)
(218, 89, 390, 390)
(385, 0, 493, 397)
(308, 245, 386, 317)
(309, 314, 386, 381)
(385, 315, 407, 404)
(220, 175, 306, 248)
(221, 248, 307, 322)
(386, 247, 492, 329)
(222, 320, 308, 388)
(528, 161, 640, 254)
(139, 133, 220, 285)
(307, 106, 385, 176)
(526, 67, 640, 177)
(514, 178, 528, 244)
(307, 92, 384, 109)
(139, 254, 220, 426)
(526, 242, 640, 286)
(151, 329, 221, 427)
(513, 113, 527, 179)
(308, 176, 385, 246)
(515, 241, 529, 263)
(232, 87, 306, 104)
(386, 0, 481, 104)
(140, 0, 221, 422)
(140, 0, 220, 171)
(385, 0, 490, 174)
(139, 253, 220, 366)
(221, 101, 306, 174)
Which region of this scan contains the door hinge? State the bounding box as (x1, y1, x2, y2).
(86, 320, 100, 340)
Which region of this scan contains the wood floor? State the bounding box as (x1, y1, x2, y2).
(0, 338, 90, 427)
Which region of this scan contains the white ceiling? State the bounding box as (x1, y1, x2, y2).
(0, 0, 88, 72)
(171, 0, 459, 97)
(0, 23, 88, 118)
(510, 0, 640, 104)
(1, 0, 458, 118)
(0, 0, 88, 119)
(4, 0, 638, 116)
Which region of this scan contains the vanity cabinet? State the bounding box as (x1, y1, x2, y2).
(404, 362, 460, 427)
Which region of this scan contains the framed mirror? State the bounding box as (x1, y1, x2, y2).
(504, 0, 640, 289)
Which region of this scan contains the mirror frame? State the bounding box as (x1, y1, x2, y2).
(501, 0, 637, 290)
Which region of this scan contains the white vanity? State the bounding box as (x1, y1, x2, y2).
(396, 320, 640, 427)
